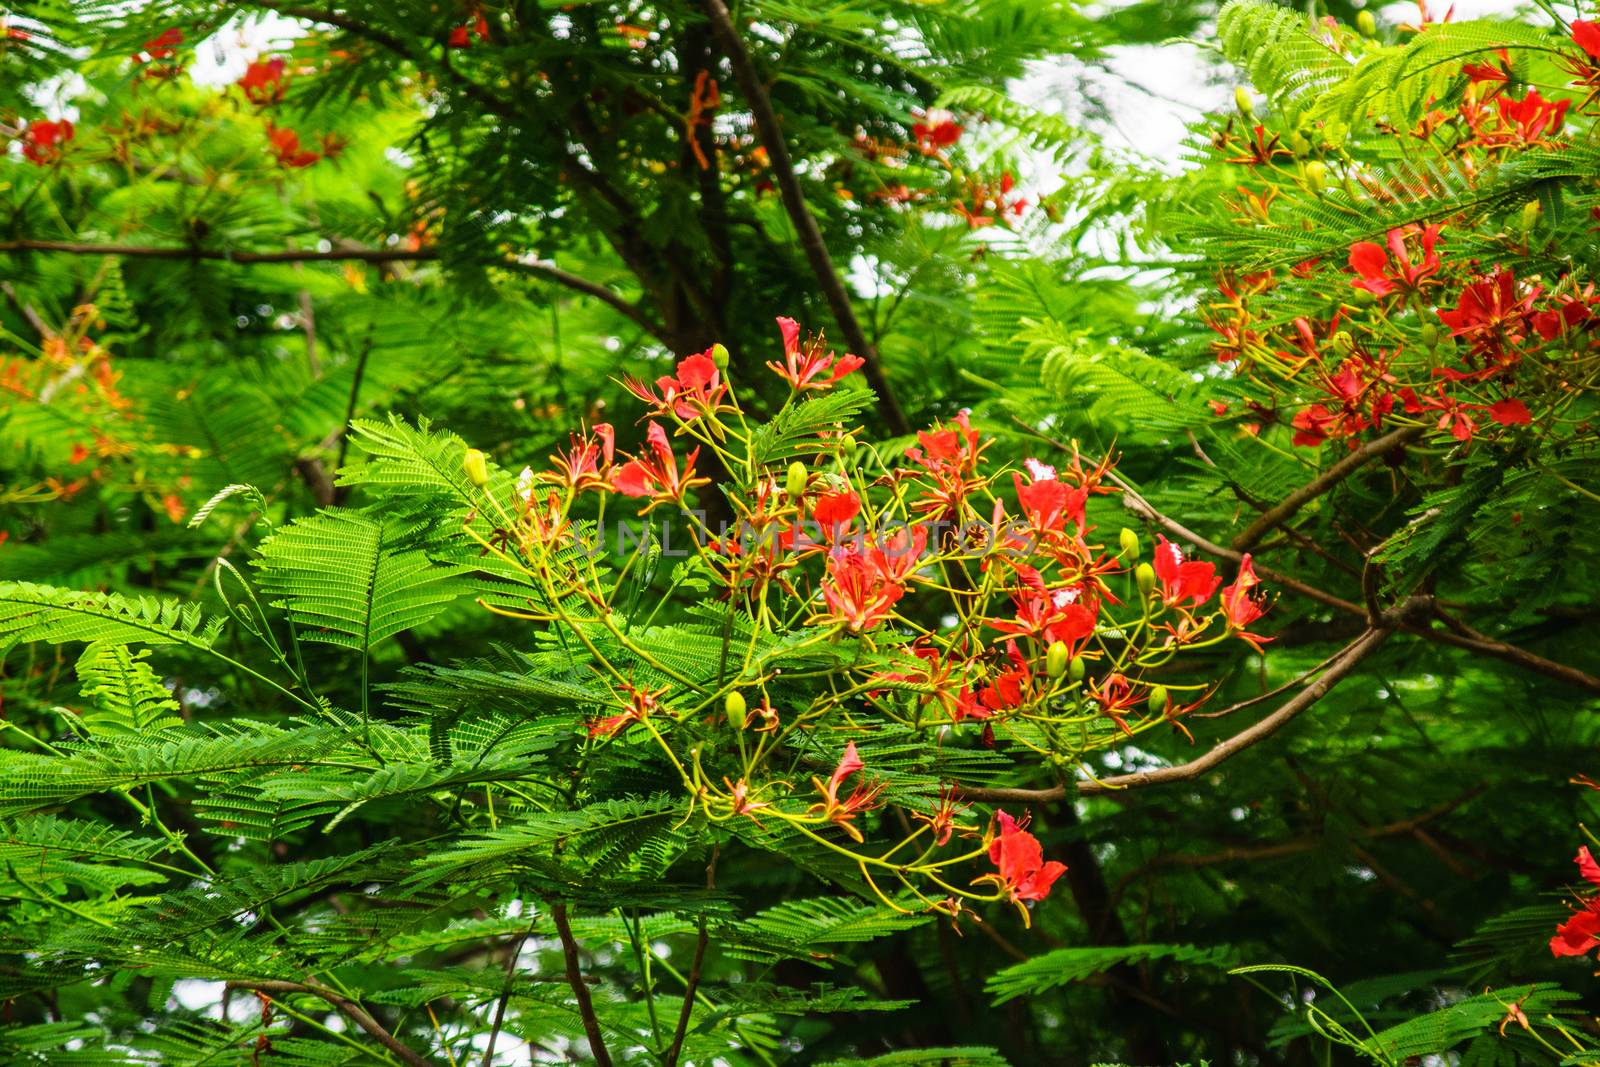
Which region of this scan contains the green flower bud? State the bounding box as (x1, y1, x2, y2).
(1234, 86, 1255, 117)
(1069, 656, 1086, 683)
(1148, 685, 1169, 714)
(1420, 323, 1440, 349)
(1136, 562, 1157, 598)
(785, 461, 808, 500)
(463, 448, 489, 487)
(1356, 10, 1376, 37)
(1520, 199, 1542, 232)
(724, 690, 747, 730)
(710, 342, 730, 370)
(1119, 527, 1140, 561)
(1287, 130, 1311, 156)
(839, 434, 858, 456)
(1332, 330, 1355, 355)
(1303, 160, 1326, 193)
(1045, 641, 1070, 679)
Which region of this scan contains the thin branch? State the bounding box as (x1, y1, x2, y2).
(550, 903, 615, 1067)
(960, 625, 1396, 804)
(225, 980, 432, 1067)
(661, 916, 708, 1067)
(701, 0, 910, 435)
(1427, 610, 1600, 693)
(482, 923, 535, 1067)
(1230, 425, 1424, 553)
(0, 239, 669, 342)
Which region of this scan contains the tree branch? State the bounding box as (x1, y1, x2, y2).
(550, 903, 615, 1067)
(661, 916, 708, 1067)
(225, 980, 432, 1067)
(0, 239, 669, 343)
(701, 0, 910, 435)
(1230, 425, 1424, 553)
(959, 625, 1397, 804)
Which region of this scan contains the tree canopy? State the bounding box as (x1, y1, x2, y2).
(3, 1, 1600, 1064)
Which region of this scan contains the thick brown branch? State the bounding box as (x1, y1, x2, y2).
(1230, 425, 1424, 553)
(960, 626, 1395, 804)
(662, 916, 708, 1067)
(1426, 611, 1600, 693)
(701, 0, 910, 435)
(550, 903, 615, 1067)
(0, 239, 668, 342)
(225, 980, 432, 1067)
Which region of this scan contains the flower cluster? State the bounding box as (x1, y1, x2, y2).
(457, 316, 1268, 926)
(1200, 15, 1600, 452)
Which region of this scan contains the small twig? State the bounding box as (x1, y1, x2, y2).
(482, 922, 536, 1067)
(1230, 425, 1424, 553)
(960, 625, 1397, 803)
(225, 980, 432, 1067)
(550, 903, 615, 1067)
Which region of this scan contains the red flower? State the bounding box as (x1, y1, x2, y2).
(449, 12, 489, 47)
(989, 590, 1096, 650)
(265, 125, 320, 168)
(983, 811, 1067, 922)
(1012, 458, 1088, 532)
(1575, 20, 1600, 60)
(611, 422, 708, 507)
(768, 317, 864, 391)
(1347, 225, 1441, 298)
(1218, 554, 1271, 650)
(813, 490, 862, 537)
(1551, 847, 1600, 958)
(1152, 535, 1220, 609)
(141, 28, 183, 60)
(817, 544, 908, 633)
(1491, 90, 1568, 145)
(238, 57, 287, 105)
(543, 423, 615, 492)
(912, 109, 963, 155)
(1437, 270, 1538, 361)
(21, 119, 73, 165)
(808, 742, 884, 842)
(1486, 398, 1531, 426)
(589, 682, 666, 739)
(913, 784, 968, 847)
(623, 350, 728, 420)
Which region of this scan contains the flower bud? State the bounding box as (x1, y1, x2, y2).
(785, 461, 808, 500)
(463, 448, 489, 487)
(1303, 160, 1326, 193)
(839, 434, 858, 457)
(710, 342, 730, 370)
(1356, 10, 1376, 36)
(1234, 86, 1255, 117)
(1420, 323, 1440, 349)
(1119, 527, 1140, 561)
(1148, 685, 1169, 713)
(1069, 656, 1086, 683)
(1136, 562, 1156, 598)
(1520, 199, 1542, 232)
(1332, 330, 1355, 355)
(1045, 641, 1070, 679)
(1287, 130, 1310, 156)
(724, 689, 747, 730)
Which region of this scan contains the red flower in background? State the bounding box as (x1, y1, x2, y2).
(141, 28, 183, 60)
(449, 12, 490, 47)
(238, 57, 287, 105)
(266, 125, 320, 168)
(1347, 225, 1441, 297)
(21, 119, 73, 165)
(912, 109, 963, 155)
(1438, 269, 1539, 362)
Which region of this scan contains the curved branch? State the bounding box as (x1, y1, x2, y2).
(225, 980, 432, 1067)
(701, 0, 910, 435)
(1230, 425, 1424, 553)
(960, 626, 1395, 804)
(0, 239, 669, 343)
